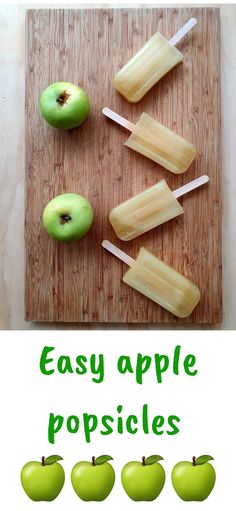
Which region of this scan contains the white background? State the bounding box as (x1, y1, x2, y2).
(0, 330, 235, 510)
(1, 2, 235, 511)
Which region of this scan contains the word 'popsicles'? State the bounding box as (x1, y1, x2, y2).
(114, 18, 197, 103)
(110, 175, 209, 241)
(102, 108, 196, 174)
(102, 241, 200, 318)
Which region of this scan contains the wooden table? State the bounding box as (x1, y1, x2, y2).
(1, 4, 236, 329)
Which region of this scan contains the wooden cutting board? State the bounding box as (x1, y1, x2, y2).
(25, 8, 222, 323)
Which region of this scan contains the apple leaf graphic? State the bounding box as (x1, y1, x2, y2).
(95, 455, 113, 465)
(44, 455, 63, 465)
(145, 455, 164, 465)
(195, 455, 214, 466)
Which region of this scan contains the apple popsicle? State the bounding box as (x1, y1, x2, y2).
(114, 18, 197, 103)
(102, 241, 200, 318)
(102, 108, 196, 174)
(110, 175, 209, 241)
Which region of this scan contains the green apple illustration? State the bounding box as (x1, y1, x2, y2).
(121, 455, 165, 501)
(71, 455, 115, 501)
(39, 81, 90, 129)
(172, 455, 216, 501)
(21, 455, 65, 501)
(43, 193, 93, 242)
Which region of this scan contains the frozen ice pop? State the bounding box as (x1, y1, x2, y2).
(102, 108, 196, 174)
(102, 240, 201, 318)
(110, 175, 209, 241)
(114, 18, 197, 102)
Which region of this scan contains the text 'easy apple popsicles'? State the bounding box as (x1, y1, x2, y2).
(114, 18, 197, 102)
(110, 175, 209, 241)
(102, 241, 200, 318)
(102, 108, 196, 174)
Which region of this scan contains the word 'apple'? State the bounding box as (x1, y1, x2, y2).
(71, 455, 115, 501)
(171, 454, 216, 501)
(21, 454, 65, 501)
(43, 193, 93, 242)
(39, 81, 90, 129)
(121, 455, 165, 501)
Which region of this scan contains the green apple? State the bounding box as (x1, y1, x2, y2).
(71, 455, 115, 501)
(39, 81, 90, 129)
(21, 455, 65, 501)
(121, 455, 165, 501)
(171, 455, 216, 501)
(43, 193, 93, 242)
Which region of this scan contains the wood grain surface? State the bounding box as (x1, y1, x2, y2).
(25, 8, 222, 323)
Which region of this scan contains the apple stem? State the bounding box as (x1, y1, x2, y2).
(41, 456, 45, 466)
(56, 90, 70, 106)
(92, 456, 96, 466)
(142, 456, 146, 466)
(60, 214, 72, 225)
(192, 456, 196, 466)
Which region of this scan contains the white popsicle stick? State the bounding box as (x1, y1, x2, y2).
(102, 107, 135, 132)
(102, 240, 134, 267)
(169, 17, 197, 47)
(173, 175, 209, 199)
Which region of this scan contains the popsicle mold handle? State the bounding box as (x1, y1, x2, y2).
(102, 107, 135, 132)
(102, 240, 134, 267)
(169, 17, 197, 47)
(173, 175, 209, 199)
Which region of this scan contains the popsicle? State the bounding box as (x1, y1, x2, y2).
(110, 175, 209, 241)
(102, 240, 200, 318)
(114, 18, 197, 103)
(102, 108, 196, 174)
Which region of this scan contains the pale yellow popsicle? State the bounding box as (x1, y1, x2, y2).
(110, 175, 209, 241)
(102, 241, 201, 318)
(114, 18, 197, 103)
(110, 180, 183, 241)
(102, 108, 196, 174)
(125, 113, 196, 174)
(114, 32, 183, 103)
(123, 247, 200, 318)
